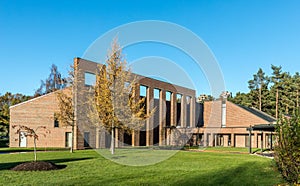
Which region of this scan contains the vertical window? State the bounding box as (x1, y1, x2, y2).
(85, 72, 96, 86)
(54, 120, 59, 128)
(154, 88, 160, 99)
(176, 94, 182, 126)
(84, 132, 90, 148)
(166, 91, 171, 101)
(139, 85, 147, 97)
(54, 114, 59, 127)
(165, 91, 172, 127)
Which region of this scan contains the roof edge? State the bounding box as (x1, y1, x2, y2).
(10, 91, 57, 109)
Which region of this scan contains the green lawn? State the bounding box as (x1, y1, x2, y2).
(0, 148, 284, 185)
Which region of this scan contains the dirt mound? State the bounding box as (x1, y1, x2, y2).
(11, 161, 59, 171)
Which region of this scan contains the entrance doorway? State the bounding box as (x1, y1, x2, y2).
(65, 132, 72, 147)
(19, 131, 27, 147)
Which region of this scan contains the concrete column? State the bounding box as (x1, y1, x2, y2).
(146, 86, 154, 146)
(210, 133, 213, 147)
(231, 133, 235, 147)
(224, 135, 229, 147)
(132, 83, 140, 147)
(132, 130, 140, 147)
(254, 132, 258, 148)
(171, 92, 177, 126)
(159, 90, 166, 146)
(263, 132, 267, 149)
(115, 128, 119, 148)
(96, 127, 100, 149)
(203, 133, 208, 147)
(190, 96, 195, 128)
(214, 134, 218, 146)
(181, 94, 186, 128)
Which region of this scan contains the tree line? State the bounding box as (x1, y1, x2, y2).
(229, 65, 300, 118)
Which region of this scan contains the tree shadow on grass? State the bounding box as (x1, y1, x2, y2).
(173, 161, 282, 186)
(0, 157, 93, 170)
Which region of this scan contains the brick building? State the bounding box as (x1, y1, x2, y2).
(194, 97, 276, 148)
(9, 58, 276, 149)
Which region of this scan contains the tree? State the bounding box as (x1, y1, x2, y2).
(91, 39, 153, 154)
(292, 72, 300, 110)
(228, 92, 252, 107)
(248, 68, 270, 111)
(35, 64, 67, 97)
(275, 113, 300, 184)
(55, 66, 77, 153)
(0, 92, 30, 137)
(197, 94, 214, 103)
(12, 125, 50, 161)
(56, 90, 75, 153)
(270, 65, 284, 119)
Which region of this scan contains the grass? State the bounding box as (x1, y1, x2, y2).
(0, 148, 284, 186)
(0, 147, 70, 153)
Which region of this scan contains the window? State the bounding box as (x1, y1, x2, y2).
(54, 119, 59, 128)
(166, 91, 171, 101)
(84, 132, 90, 148)
(85, 72, 96, 86)
(139, 85, 147, 97)
(154, 88, 160, 99)
(176, 94, 182, 126)
(54, 114, 59, 127)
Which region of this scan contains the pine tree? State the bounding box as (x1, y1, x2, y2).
(248, 68, 270, 111)
(271, 65, 284, 119)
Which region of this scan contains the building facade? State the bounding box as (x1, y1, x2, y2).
(9, 57, 276, 149)
(194, 98, 276, 148)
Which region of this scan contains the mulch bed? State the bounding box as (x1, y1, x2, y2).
(11, 161, 59, 171)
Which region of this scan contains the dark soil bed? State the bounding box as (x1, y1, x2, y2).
(11, 161, 60, 171)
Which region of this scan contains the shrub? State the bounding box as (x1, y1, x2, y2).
(275, 113, 300, 184)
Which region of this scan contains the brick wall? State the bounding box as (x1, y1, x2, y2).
(204, 100, 270, 128)
(10, 92, 72, 148)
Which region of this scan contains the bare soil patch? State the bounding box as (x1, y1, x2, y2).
(11, 161, 59, 171)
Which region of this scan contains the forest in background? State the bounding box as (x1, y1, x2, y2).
(1, 64, 300, 138)
(229, 65, 300, 119)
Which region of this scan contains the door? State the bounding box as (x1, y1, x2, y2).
(65, 132, 72, 147)
(19, 131, 27, 147)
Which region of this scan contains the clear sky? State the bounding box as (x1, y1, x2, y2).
(1, 0, 300, 97)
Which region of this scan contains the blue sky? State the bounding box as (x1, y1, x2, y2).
(1, 0, 300, 97)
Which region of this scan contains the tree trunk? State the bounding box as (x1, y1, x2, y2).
(276, 88, 279, 119)
(34, 137, 37, 162)
(111, 127, 115, 154)
(70, 124, 74, 153)
(259, 85, 262, 111)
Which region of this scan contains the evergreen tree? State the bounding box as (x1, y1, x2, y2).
(270, 65, 285, 118)
(0, 93, 30, 137)
(229, 92, 252, 107)
(248, 68, 270, 111)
